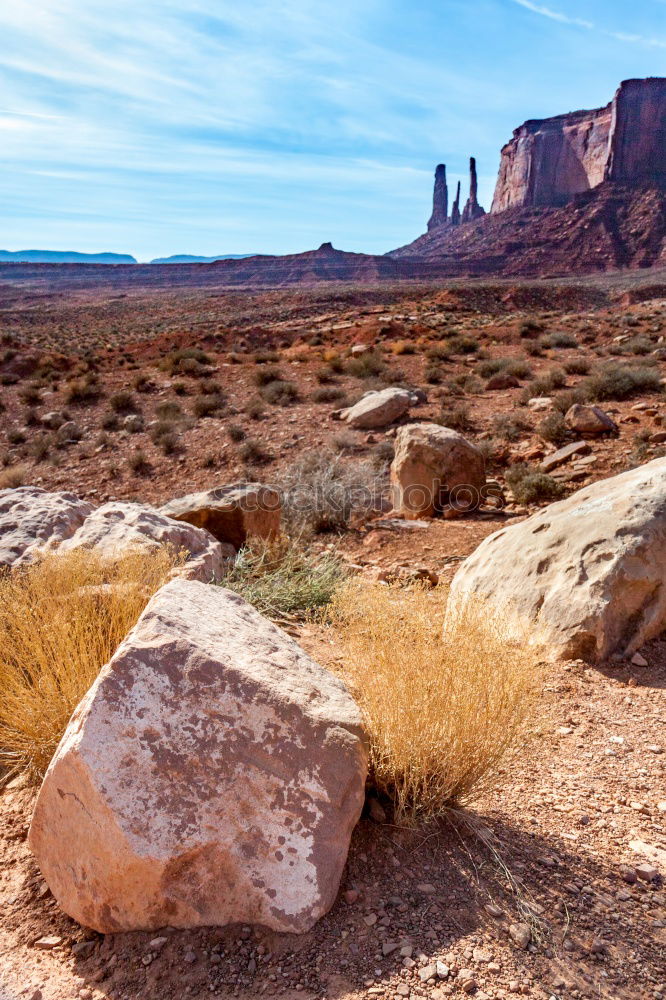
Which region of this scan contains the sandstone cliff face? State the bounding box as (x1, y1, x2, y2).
(491, 104, 613, 213)
(605, 78, 666, 185)
(491, 78, 666, 214)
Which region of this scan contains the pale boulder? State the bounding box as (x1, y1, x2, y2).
(391, 423, 485, 519)
(448, 458, 666, 662)
(59, 501, 232, 581)
(336, 387, 416, 429)
(160, 483, 280, 549)
(0, 486, 93, 568)
(29, 579, 367, 934)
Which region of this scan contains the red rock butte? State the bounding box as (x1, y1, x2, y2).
(491, 78, 666, 213)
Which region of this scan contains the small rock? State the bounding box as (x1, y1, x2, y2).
(34, 935, 63, 950)
(363, 912, 378, 926)
(632, 652, 648, 667)
(183, 949, 197, 964)
(368, 798, 387, 824)
(419, 964, 437, 982)
(344, 889, 360, 904)
(150, 936, 168, 950)
(484, 903, 503, 918)
(636, 863, 659, 883)
(509, 923, 531, 950)
(436, 961, 450, 979)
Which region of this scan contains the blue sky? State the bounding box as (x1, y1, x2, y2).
(1, 0, 664, 260)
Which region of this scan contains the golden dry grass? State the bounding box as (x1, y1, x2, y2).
(330, 580, 539, 824)
(0, 546, 181, 783)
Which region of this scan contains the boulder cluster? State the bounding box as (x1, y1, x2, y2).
(1, 482, 367, 935)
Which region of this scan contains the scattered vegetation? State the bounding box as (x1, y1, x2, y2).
(505, 465, 565, 504)
(0, 547, 181, 781)
(222, 538, 346, 621)
(537, 411, 568, 446)
(330, 580, 538, 823)
(582, 362, 663, 401)
(279, 448, 386, 535)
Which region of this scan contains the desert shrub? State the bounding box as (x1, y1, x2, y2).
(24, 408, 40, 427)
(160, 347, 210, 376)
(0, 547, 180, 781)
(445, 335, 478, 355)
(0, 464, 27, 489)
(101, 411, 120, 431)
(279, 448, 386, 535)
(261, 379, 298, 406)
(245, 398, 266, 421)
(254, 350, 280, 364)
(253, 366, 283, 387)
(332, 432, 363, 454)
(627, 336, 652, 356)
(519, 319, 544, 339)
(346, 352, 385, 379)
(505, 465, 565, 504)
(437, 403, 472, 433)
(7, 429, 27, 445)
(563, 358, 591, 376)
(537, 411, 568, 445)
(27, 434, 52, 462)
(521, 367, 567, 401)
(491, 412, 532, 442)
(238, 438, 272, 465)
(64, 375, 100, 406)
(110, 391, 139, 414)
(426, 344, 452, 362)
(373, 440, 395, 467)
(19, 384, 42, 406)
(552, 387, 586, 413)
(312, 386, 346, 403)
(424, 363, 443, 384)
(478, 358, 532, 380)
(540, 331, 578, 349)
(390, 340, 416, 355)
(226, 423, 246, 442)
(155, 400, 183, 421)
(128, 449, 151, 474)
(222, 538, 346, 621)
(583, 363, 663, 401)
(132, 373, 155, 393)
(192, 392, 226, 418)
(329, 580, 537, 823)
(326, 356, 346, 375)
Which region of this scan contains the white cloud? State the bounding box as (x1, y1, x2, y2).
(510, 0, 666, 47)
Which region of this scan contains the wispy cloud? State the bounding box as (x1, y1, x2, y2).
(510, 0, 666, 48)
(511, 0, 593, 29)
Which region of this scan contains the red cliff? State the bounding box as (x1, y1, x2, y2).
(491, 78, 666, 215)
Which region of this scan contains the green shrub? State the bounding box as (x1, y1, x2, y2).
(537, 411, 568, 445)
(312, 386, 346, 403)
(506, 465, 565, 504)
(222, 539, 347, 620)
(347, 352, 386, 379)
(110, 391, 139, 414)
(261, 380, 298, 406)
(583, 363, 663, 401)
(437, 403, 472, 432)
(192, 392, 226, 418)
(491, 412, 532, 442)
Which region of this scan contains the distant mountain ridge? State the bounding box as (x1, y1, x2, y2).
(149, 254, 254, 264)
(0, 249, 137, 264)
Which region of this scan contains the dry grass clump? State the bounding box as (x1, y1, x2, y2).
(330, 580, 538, 824)
(0, 546, 181, 782)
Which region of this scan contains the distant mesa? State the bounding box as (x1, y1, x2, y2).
(150, 253, 255, 264)
(390, 76, 666, 275)
(0, 250, 137, 264)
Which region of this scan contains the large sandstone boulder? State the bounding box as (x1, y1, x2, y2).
(0, 487, 93, 568)
(565, 404, 618, 437)
(59, 502, 232, 582)
(336, 387, 416, 429)
(391, 423, 485, 519)
(29, 579, 367, 934)
(160, 484, 280, 549)
(448, 458, 666, 662)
